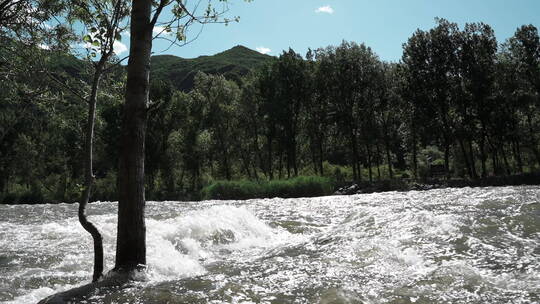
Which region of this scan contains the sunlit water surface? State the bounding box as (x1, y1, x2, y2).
(0, 186, 539, 303)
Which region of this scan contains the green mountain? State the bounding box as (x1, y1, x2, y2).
(150, 45, 274, 91)
(34, 45, 272, 91)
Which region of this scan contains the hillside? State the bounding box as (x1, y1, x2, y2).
(150, 45, 274, 91)
(34, 45, 272, 91)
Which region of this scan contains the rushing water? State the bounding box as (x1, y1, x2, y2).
(0, 186, 539, 304)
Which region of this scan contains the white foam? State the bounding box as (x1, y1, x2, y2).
(4, 285, 78, 304)
(144, 205, 284, 281)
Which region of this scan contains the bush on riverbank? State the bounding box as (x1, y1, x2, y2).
(201, 176, 334, 200)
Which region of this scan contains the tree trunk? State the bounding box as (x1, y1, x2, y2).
(411, 122, 418, 180)
(218, 135, 231, 180)
(366, 142, 373, 183)
(458, 138, 473, 179)
(514, 140, 523, 173)
(115, 0, 153, 272)
(267, 134, 273, 180)
(278, 147, 283, 179)
(479, 122, 487, 178)
(375, 142, 381, 180)
(318, 137, 324, 176)
(468, 139, 478, 179)
(443, 139, 450, 179)
(526, 112, 540, 167)
(79, 62, 105, 282)
(500, 145, 511, 175)
(310, 144, 318, 175)
(285, 146, 291, 179)
(0, 168, 7, 196)
(350, 130, 360, 181)
(385, 136, 393, 179)
(240, 149, 252, 179)
(292, 140, 298, 177)
(489, 140, 500, 175)
(252, 124, 264, 179)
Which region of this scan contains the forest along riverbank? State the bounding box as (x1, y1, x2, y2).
(0, 186, 538, 303)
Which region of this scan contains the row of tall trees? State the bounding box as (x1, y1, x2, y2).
(403, 19, 540, 179)
(141, 19, 540, 196)
(2, 19, 540, 205)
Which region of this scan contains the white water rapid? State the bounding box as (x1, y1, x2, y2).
(0, 186, 538, 303)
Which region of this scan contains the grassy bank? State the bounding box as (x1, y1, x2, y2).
(201, 176, 334, 200)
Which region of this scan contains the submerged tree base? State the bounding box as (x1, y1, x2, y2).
(38, 270, 145, 304)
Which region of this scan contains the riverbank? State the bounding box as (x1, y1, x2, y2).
(2, 172, 539, 204)
(335, 172, 540, 195)
(202, 172, 540, 200)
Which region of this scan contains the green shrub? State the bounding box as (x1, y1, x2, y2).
(322, 161, 353, 183)
(1, 183, 45, 204)
(94, 172, 118, 201)
(201, 176, 334, 200)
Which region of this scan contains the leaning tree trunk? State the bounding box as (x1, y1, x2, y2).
(115, 0, 153, 272)
(79, 62, 106, 283)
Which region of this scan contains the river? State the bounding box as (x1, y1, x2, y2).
(0, 186, 539, 303)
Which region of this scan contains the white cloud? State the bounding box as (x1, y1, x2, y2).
(78, 39, 128, 55)
(315, 5, 334, 14)
(153, 26, 172, 36)
(79, 42, 92, 50)
(256, 46, 271, 54)
(38, 43, 50, 50)
(113, 40, 127, 54)
(153, 26, 164, 34)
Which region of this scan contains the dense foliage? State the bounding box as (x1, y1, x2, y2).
(201, 176, 334, 200)
(1, 19, 539, 203)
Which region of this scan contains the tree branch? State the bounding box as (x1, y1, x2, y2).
(150, 0, 168, 27)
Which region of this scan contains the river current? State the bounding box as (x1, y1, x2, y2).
(0, 186, 539, 303)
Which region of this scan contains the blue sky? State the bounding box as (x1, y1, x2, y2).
(122, 0, 540, 62)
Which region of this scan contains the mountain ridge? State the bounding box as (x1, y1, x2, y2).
(150, 45, 274, 91)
